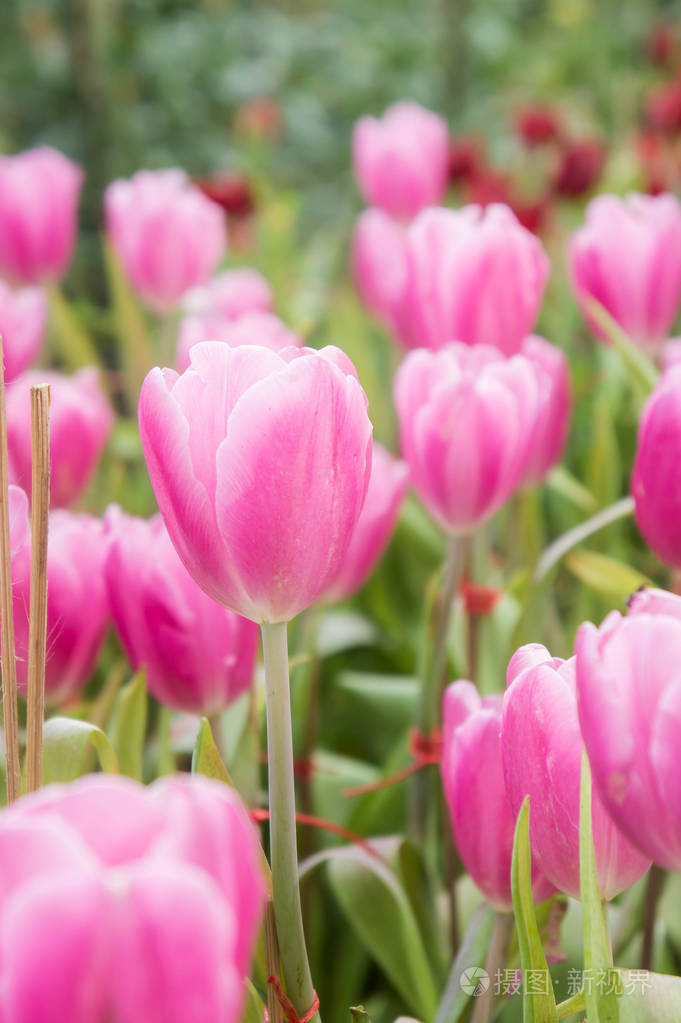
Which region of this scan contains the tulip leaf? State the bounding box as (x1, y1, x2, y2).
(46, 283, 101, 370)
(564, 549, 650, 604)
(586, 299, 659, 397)
(41, 717, 119, 784)
(397, 839, 449, 984)
(433, 902, 495, 1023)
(617, 969, 681, 1021)
(191, 717, 235, 786)
(240, 980, 266, 1023)
(103, 238, 155, 408)
(580, 751, 621, 1023)
(510, 797, 558, 1023)
(108, 671, 147, 780)
(327, 847, 439, 1019)
(547, 466, 598, 513)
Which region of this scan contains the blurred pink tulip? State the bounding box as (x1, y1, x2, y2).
(0, 146, 83, 284)
(569, 192, 681, 350)
(322, 443, 409, 603)
(502, 644, 651, 900)
(442, 681, 554, 910)
(1, 774, 265, 1023)
(351, 208, 407, 333)
(176, 311, 302, 372)
(7, 367, 113, 508)
(394, 343, 540, 533)
(0, 282, 46, 382)
(632, 365, 681, 568)
(392, 204, 550, 353)
(519, 335, 572, 486)
(105, 170, 226, 311)
(139, 343, 372, 623)
(576, 589, 681, 871)
(662, 337, 681, 371)
(105, 508, 258, 715)
(183, 268, 272, 320)
(9, 487, 109, 703)
(352, 101, 450, 219)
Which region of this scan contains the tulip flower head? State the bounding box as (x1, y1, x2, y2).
(519, 335, 572, 487)
(0, 281, 46, 382)
(351, 208, 408, 334)
(176, 311, 302, 372)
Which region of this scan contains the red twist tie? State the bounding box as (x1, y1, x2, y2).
(460, 580, 503, 617)
(342, 727, 442, 797)
(267, 975, 319, 1023)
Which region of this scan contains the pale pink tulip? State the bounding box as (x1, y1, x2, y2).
(569, 192, 681, 350)
(351, 208, 407, 333)
(183, 268, 272, 319)
(0, 146, 83, 284)
(139, 343, 373, 623)
(352, 101, 450, 219)
(0, 281, 46, 382)
(519, 335, 572, 486)
(176, 311, 302, 372)
(105, 170, 226, 311)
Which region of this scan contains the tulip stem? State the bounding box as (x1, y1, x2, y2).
(261, 621, 320, 1023)
(470, 911, 513, 1023)
(423, 535, 467, 730)
(640, 864, 665, 970)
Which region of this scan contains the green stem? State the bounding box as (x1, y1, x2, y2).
(470, 912, 514, 1023)
(640, 864, 665, 970)
(556, 990, 586, 1019)
(261, 622, 320, 1023)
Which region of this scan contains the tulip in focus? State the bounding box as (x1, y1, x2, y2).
(352, 101, 450, 220)
(0, 773, 265, 1023)
(176, 311, 302, 372)
(394, 343, 541, 534)
(576, 588, 681, 871)
(105, 170, 227, 311)
(351, 208, 407, 333)
(502, 644, 651, 900)
(569, 192, 681, 350)
(322, 443, 409, 603)
(139, 342, 373, 624)
(6, 367, 113, 508)
(519, 335, 572, 486)
(0, 281, 46, 382)
(106, 509, 259, 715)
(0, 146, 83, 284)
(393, 204, 550, 354)
(442, 681, 554, 910)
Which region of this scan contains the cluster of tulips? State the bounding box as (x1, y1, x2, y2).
(2, 91, 681, 1023)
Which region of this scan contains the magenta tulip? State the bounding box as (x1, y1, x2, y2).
(392, 204, 550, 353)
(569, 192, 681, 350)
(9, 488, 109, 703)
(105, 508, 258, 714)
(322, 443, 409, 603)
(442, 681, 554, 910)
(632, 366, 681, 568)
(7, 367, 113, 508)
(502, 644, 651, 899)
(576, 589, 681, 871)
(176, 311, 302, 372)
(352, 101, 450, 219)
(139, 342, 372, 623)
(351, 208, 407, 333)
(0, 146, 83, 284)
(0, 282, 46, 382)
(105, 170, 226, 311)
(183, 268, 272, 320)
(394, 343, 541, 533)
(519, 335, 572, 486)
(1, 774, 265, 1023)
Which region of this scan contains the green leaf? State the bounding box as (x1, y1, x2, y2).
(240, 980, 266, 1023)
(510, 798, 558, 1023)
(46, 284, 101, 370)
(434, 903, 495, 1023)
(327, 847, 439, 1020)
(617, 970, 681, 1021)
(564, 550, 650, 604)
(108, 671, 147, 780)
(586, 299, 659, 397)
(580, 752, 621, 1023)
(191, 717, 234, 786)
(103, 239, 155, 407)
(397, 839, 449, 984)
(547, 466, 598, 513)
(42, 717, 119, 784)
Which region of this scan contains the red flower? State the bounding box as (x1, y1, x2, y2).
(194, 174, 256, 218)
(553, 139, 605, 197)
(448, 136, 484, 184)
(646, 21, 677, 67)
(514, 105, 562, 147)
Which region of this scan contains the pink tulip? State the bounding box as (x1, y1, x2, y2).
(139, 342, 373, 623)
(519, 335, 572, 486)
(392, 204, 550, 353)
(632, 366, 681, 568)
(569, 192, 681, 350)
(442, 681, 554, 910)
(351, 208, 407, 332)
(576, 589, 681, 871)
(105, 508, 258, 715)
(502, 644, 651, 900)
(322, 443, 409, 603)
(176, 311, 302, 372)
(352, 101, 450, 220)
(183, 268, 272, 320)
(0, 282, 46, 382)
(0, 146, 83, 284)
(1, 773, 265, 1023)
(662, 337, 681, 371)
(105, 170, 226, 311)
(394, 343, 540, 533)
(6, 367, 113, 508)
(9, 487, 109, 703)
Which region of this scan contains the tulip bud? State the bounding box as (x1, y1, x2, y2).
(0, 281, 46, 382)
(352, 101, 450, 220)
